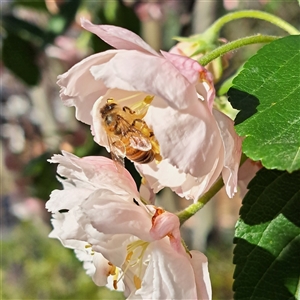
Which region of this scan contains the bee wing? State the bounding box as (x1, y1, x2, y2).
(117, 115, 152, 151)
(128, 132, 152, 151)
(106, 133, 126, 168)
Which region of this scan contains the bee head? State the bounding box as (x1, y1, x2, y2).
(100, 102, 117, 117)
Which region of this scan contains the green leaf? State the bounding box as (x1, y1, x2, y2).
(228, 35, 300, 172)
(2, 15, 46, 45)
(46, 0, 81, 43)
(12, 0, 48, 11)
(2, 33, 40, 86)
(227, 88, 260, 125)
(91, 0, 140, 53)
(233, 168, 300, 300)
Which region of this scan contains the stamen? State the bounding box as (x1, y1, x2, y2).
(124, 240, 150, 290)
(134, 275, 142, 289)
(114, 92, 144, 103)
(113, 279, 118, 290)
(113, 268, 120, 290)
(107, 262, 117, 276)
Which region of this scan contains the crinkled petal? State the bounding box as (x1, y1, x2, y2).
(168, 44, 216, 112)
(190, 250, 212, 300)
(49, 211, 87, 247)
(76, 250, 110, 286)
(213, 109, 242, 198)
(145, 100, 223, 178)
(137, 143, 224, 202)
(81, 18, 158, 56)
(238, 159, 262, 198)
(57, 51, 117, 124)
(46, 188, 92, 212)
(135, 240, 199, 299)
(91, 253, 111, 286)
(49, 151, 139, 201)
(135, 159, 186, 194)
(160, 51, 202, 85)
(82, 190, 153, 242)
(91, 234, 135, 267)
(90, 50, 199, 110)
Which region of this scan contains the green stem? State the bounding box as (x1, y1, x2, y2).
(208, 10, 299, 35)
(177, 154, 248, 226)
(177, 177, 224, 226)
(198, 34, 279, 66)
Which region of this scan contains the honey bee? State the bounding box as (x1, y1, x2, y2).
(100, 98, 161, 166)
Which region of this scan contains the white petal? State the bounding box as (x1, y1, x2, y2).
(90, 50, 199, 110)
(82, 190, 153, 242)
(145, 101, 223, 178)
(135, 240, 198, 299)
(190, 250, 212, 300)
(213, 109, 242, 198)
(57, 51, 118, 124)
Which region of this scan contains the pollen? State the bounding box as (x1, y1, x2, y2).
(107, 262, 120, 290)
(134, 275, 142, 289)
(107, 262, 117, 276)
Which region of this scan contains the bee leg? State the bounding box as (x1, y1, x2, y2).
(132, 119, 154, 138)
(123, 106, 135, 114)
(132, 119, 146, 129)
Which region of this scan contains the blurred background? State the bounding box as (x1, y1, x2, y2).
(1, 1, 299, 299)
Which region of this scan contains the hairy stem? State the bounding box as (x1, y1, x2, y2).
(208, 10, 299, 35)
(177, 154, 248, 225)
(198, 34, 279, 66)
(177, 177, 224, 226)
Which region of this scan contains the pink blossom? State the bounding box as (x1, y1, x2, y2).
(170, 38, 231, 83)
(46, 151, 211, 299)
(238, 159, 262, 198)
(57, 19, 242, 201)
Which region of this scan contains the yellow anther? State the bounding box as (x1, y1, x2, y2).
(107, 262, 117, 276)
(134, 275, 142, 289)
(113, 279, 118, 290)
(126, 251, 133, 261)
(143, 95, 154, 104)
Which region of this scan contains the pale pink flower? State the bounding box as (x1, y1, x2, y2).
(238, 159, 263, 198)
(46, 151, 212, 299)
(57, 19, 242, 201)
(170, 38, 231, 83)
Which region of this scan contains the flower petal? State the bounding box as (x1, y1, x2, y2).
(48, 151, 139, 202)
(213, 109, 242, 198)
(135, 240, 199, 299)
(190, 250, 212, 300)
(81, 190, 153, 242)
(160, 51, 202, 85)
(57, 51, 117, 124)
(81, 18, 158, 56)
(90, 50, 199, 110)
(145, 100, 223, 178)
(238, 159, 262, 198)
